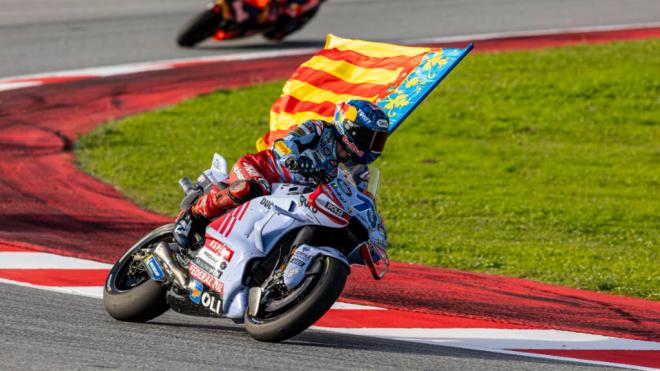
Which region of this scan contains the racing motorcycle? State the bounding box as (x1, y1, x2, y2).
(103, 153, 389, 342)
(177, 0, 324, 47)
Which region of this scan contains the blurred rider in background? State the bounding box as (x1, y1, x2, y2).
(174, 99, 389, 250)
(216, 0, 324, 40)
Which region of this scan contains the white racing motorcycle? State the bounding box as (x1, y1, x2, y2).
(103, 154, 389, 342)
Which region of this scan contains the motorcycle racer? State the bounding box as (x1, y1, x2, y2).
(174, 99, 389, 249)
(216, 0, 323, 40)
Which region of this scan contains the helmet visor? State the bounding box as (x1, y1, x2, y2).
(349, 126, 388, 154)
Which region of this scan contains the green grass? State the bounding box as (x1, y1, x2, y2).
(77, 40, 660, 300)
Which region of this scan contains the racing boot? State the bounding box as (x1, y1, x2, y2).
(173, 209, 209, 252)
(174, 180, 263, 251)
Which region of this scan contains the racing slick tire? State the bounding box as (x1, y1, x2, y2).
(103, 224, 174, 322)
(244, 256, 348, 342)
(177, 9, 223, 47)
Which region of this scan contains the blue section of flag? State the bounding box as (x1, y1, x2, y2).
(378, 44, 473, 134)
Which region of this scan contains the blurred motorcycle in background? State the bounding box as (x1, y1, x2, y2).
(177, 0, 324, 47)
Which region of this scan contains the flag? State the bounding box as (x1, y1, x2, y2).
(256, 34, 472, 150)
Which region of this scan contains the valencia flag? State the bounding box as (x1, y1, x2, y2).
(257, 34, 472, 150)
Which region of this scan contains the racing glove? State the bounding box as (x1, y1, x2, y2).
(285, 156, 314, 176)
(285, 156, 334, 184)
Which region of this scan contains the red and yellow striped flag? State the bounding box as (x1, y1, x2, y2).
(257, 34, 471, 150)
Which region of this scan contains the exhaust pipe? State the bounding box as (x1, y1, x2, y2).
(153, 242, 188, 288)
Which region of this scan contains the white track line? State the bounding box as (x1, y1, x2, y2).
(0, 81, 43, 92)
(314, 328, 660, 350)
(314, 327, 660, 371)
(0, 249, 378, 309)
(1, 22, 658, 92)
(0, 48, 319, 86)
(0, 278, 104, 299)
(2, 249, 658, 369)
(328, 302, 384, 310)
(0, 252, 112, 269)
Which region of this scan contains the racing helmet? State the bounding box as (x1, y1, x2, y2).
(332, 100, 389, 164)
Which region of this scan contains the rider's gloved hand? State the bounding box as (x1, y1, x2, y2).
(285, 156, 314, 177)
(285, 156, 334, 184)
(296, 156, 315, 177)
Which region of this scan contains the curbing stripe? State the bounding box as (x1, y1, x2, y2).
(1, 248, 658, 369)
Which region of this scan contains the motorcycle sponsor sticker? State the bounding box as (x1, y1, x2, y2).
(201, 291, 222, 315)
(336, 178, 352, 196)
(194, 239, 233, 279)
(299, 195, 318, 213)
(323, 200, 346, 219)
(189, 262, 225, 295)
(200, 249, 220, 264)
(290, 257, 306, 266)
(206, 238, 234, 262)
(259, 198, 273, 210)
(189, 279, 203, 304)
(330, 182, 348, 203)
(192, 257, 224, 279)
(144, 255, 165, 281)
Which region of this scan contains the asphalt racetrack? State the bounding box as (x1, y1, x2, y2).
(1, 1, 660, 370)
(1, 0, 660, 77)
(0, 283, 607, 370)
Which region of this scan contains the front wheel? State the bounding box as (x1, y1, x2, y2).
(103, 224, 174, 322)
(177, 9, 223, 47)
(244, 256, 348, 342)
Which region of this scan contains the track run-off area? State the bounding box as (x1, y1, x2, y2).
(1, 27, 659, 369)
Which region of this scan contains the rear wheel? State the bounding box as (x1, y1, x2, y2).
(177, 9, 223, 47)
(244, 255, 348, 342)
(103, 224, 174, 322)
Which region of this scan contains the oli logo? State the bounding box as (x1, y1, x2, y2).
(189, 279, 222, 314)
(202, 292, 222, 314)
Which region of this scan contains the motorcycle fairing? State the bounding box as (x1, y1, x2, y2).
(189, 156, 384, 320)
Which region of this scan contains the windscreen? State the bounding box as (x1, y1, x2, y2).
(367, 167, 380, 197)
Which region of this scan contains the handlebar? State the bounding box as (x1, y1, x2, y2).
(179, 176, 195, 194)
